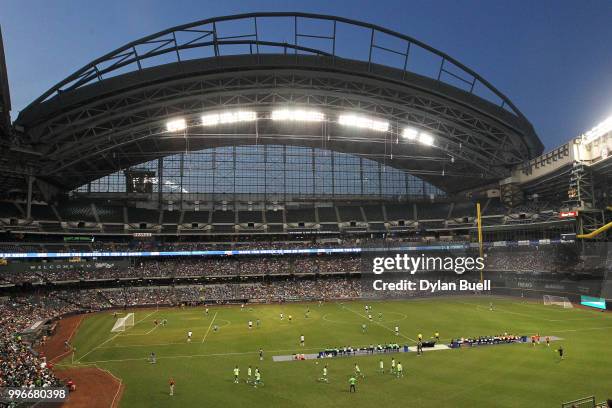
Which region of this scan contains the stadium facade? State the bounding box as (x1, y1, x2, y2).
(1, 13, 611, 408)
(0, 13, 609, 243)
(0, 13, 610, 300)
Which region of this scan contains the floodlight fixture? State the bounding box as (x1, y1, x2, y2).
(166, 118, 186, 132)
(338, 114, 389, 132)
(583, 115, 612, 144)
(271, 109, 325, 122)
(419, 132, 434, 146)
(201, 111, 257, 126)
(402, 127, 418, 140)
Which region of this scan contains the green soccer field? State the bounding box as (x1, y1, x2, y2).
(58, 297, 612, 407)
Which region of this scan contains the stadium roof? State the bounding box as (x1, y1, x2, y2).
(11, 12, 543, 196)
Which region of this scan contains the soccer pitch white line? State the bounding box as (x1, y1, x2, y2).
(202, 312, 218, 343)
(458, 301, 577, 323)
(70, 346, 327, 365)
(123, 324, 161, 336)
(76, 310, 158, 363)
(488, 307, 595, 323)
(99, 341, 192, 349)
(550, 325, 612, 333)
(337, 302, 417, 342)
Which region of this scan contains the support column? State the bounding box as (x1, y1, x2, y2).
(26, 175, 33, 220)
(157, 157, 163, 210)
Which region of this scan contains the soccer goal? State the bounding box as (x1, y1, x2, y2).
(543, 295, 573, 309)
(561, 396, 595, 408)
(111, 313, 135, 332)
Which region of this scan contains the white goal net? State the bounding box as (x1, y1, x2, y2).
(543, 295, 573, 309)
(111, 313, 135, 332)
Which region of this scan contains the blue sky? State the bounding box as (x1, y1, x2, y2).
(1, 0, 611, 150)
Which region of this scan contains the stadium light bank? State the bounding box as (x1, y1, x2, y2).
(165, 109, 437, 146)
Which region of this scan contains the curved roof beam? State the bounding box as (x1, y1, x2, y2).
(25, 12, 527, 122)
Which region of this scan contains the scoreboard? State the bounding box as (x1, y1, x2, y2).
(125, 170, 156, 193)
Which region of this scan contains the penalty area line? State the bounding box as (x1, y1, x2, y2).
(76, 310, 158, 363)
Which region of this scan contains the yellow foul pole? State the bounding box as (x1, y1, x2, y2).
(477, 202, 483, 283)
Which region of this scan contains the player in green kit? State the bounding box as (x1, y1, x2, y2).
(349, 376, 357, 393)
(319, 364, 329, 383)
(254, 367, 262, 387)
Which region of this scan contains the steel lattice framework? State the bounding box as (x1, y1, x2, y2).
(14, 12, 543, 196)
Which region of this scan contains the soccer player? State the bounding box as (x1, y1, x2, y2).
(213, 325, 219, 332)
(259, 348, 264, 361)
(361, 323, 367, 333)
(256, 319, 261, 328)
(241, 303, 245, 311)
(169, 378, 175, 396)
(300, 334, 305, 347)
(248, 320, 253, 330)
(149, 352, 156, 364)
(349, 376, 357, 393)
(546, 336, 550, 347)
(417, 333, 423, 341)
(354, 363, 364, 378)
(187, 331, 192, 343)
(288, 315, 293, 322)
(417, 340, 423, 356)
(557, 346, 564, 360)
(254, 367, 262, 387)
(390, 357, 396, 374)
(396, 361, 403, 378)
(319, 364, 329, 383)
(395, 326, 399, 336)
(280, 313, 284, 320)
(378, 312, 383, 320)
(233, 365, 240, 383)
(378, 359, 384, 374)
(489, 302, 494, 311)
(435, 332, 440, 342)
(531, 335, 536, 347)
(205, 307, 209, 316)
(368, 314, 372, 321)
(247, 365, 252, 384)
